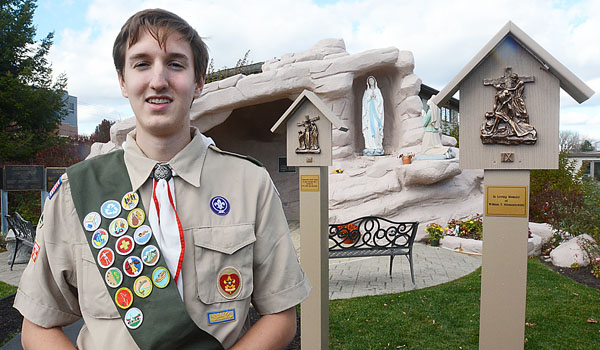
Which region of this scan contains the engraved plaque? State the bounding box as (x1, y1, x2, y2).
(300, 175, 319, 192)
(485, 186, 528, 217)
(3, 165, 44, 191)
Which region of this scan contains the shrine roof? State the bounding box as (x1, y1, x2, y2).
(432, 21, 594, 106)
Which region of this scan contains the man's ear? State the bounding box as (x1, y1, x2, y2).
(193, 77, 205, 99)
(118, 71, 128, 98)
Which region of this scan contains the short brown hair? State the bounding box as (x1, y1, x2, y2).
(113, 9, 208, 83)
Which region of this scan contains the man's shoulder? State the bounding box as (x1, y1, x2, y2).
(207, 145, 264, 168)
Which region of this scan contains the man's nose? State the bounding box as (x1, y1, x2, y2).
(150, 65, 168, 90)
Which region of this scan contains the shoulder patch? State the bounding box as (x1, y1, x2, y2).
(208, 145, 264, 168)
(48, 177, 63, 200)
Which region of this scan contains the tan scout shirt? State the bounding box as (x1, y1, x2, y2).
(15, 128, 310, 349)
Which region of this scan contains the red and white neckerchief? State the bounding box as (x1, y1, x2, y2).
(149, 164, 185, 299)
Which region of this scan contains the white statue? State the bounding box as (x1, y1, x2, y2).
(418, 96, 455, 159)
(362, 76, 384, 156)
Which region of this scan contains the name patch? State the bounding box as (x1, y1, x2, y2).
(208, 309, 236, 325)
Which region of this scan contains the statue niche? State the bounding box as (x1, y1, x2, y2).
(481, 67, 537, 145)
(296, 115, 321, 154)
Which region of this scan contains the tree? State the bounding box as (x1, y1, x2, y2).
(0, 0, 67, 163)
(91, 119, 115, 143)
(559, 130, 581, 153)
(580, 139, 595, 152)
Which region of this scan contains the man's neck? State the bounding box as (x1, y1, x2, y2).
(135, 126, 192, 162)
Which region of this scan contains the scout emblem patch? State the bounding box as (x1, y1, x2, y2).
(101, 199, 121, 219)
(124, 256, 143, 278)
(210, 196, 230, 215)
(127, 208, 145, 228)
(134, 225, 152, 245)
(109, 218, 128, 237)
(208, 309, 236, 325)
(98, 248, 115, 268)
(105, 267, 123, 288)
(217, 267, 242, 299)
(115, 287, 134, 309)
(125, 308, 143, 329)
(91, 229, 109, 249)
(134, 276, 153, 298)
(142, 245, 160, 266)
(152, 266, 170, 288)
(83, 212, 101, 231)
(121, 191, 139, 210)
(48, 177, 62, 200)
(116, 235, 135, 255)
(31, 240, 40, 263)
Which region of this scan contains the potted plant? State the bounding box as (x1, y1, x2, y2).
(425, 223, 444, 246)
(399, 153, 415, 164)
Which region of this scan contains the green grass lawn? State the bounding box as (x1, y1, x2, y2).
(329, 258, 600, 349)
(0, 281, 17, 299)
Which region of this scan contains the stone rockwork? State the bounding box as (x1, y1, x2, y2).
(90, 38, 484, 239)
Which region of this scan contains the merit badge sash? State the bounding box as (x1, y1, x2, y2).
(68, 150, 223, 350)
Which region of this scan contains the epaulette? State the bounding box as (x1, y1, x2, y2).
(208, 144, 264, 168)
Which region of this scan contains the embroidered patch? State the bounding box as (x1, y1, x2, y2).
(123, 256, 143, 278)
(91, 229, 109, 249)
(134, 225, 152, 245)
(152, 266, 170, 288)
(127, 208, 145, 228)
(115, 287, 133, 309)
(31, 241, 40, 263)
(133, 276, 153, 298)
(217, 267, 242, 299)
(97, 248, 115, 269)
(83, 212, 102, 232)
(141, 245, 160, 266)
(210, 196, 230, 216)
(101, 200, 121, 219)
(208, 309, 236, 325)
(121, 191, 139, 211)
(124, 307, 143, 329)
(37, 213, 44, 229)
(109, 218, 128, 237)
(105, 267, 123, 288)
(116, 235, 135, 256)
(48, 177, 62, 200)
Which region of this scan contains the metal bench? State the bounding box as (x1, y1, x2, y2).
(329, 216, 419, 284)
(5, 212, 36, 271)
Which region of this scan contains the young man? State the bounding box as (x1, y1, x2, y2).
(15, 9, 310, 349)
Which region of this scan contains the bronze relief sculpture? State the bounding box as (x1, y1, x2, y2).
(481, 67, 537, 145)
(296, 115, 321, 154)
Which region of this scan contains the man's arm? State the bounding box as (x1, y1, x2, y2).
(21, 318, 76, 350)
(230, 307, 297, 350)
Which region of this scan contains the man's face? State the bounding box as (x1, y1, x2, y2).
(118, 29, 203, 138)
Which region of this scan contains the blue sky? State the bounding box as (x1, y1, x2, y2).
(32, 0, 599, 141)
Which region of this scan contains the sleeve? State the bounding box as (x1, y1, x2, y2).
(250, 168, 311, 315)
(13, 174, 82, 328)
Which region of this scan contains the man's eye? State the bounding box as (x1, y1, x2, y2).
(169, 61, 185, 69)
(133, 62, 149, 69)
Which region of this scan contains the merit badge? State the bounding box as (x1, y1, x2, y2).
(134, 225, 152, 245)
(123, 256, 143, 278)
(121, 191, 139, 211)
(116, 235, 135, 256)
(127, 208, 145, 228)
(133, 276, 153, 298)
(217, 267, 242, 299)
(31, 240, 40, 263)
(48, 177, 62, 200)
(105, 267, 123, 288)
(115, 287, 133, 309)
(141, 245, 160, 266)
(97, 248, 115, 269)
(83, 212, 101, 232)
(101, 200, 121, 219)
(109, 218, 128, 237)
(124, 307, 143, 329)
(208, 309, 236, 325)
(91, 229, 109, 249)
(210, 196, 230, 216)
(152, 266, 170, 288)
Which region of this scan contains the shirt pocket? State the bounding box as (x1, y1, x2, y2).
(80, 254, 121, 320)
(192, 224, 256, 304)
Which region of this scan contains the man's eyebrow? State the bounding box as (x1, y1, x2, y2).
(127, 52, 191, 62)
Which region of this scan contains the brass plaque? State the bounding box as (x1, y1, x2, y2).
(300, 175, 319, 192)
(486, 186, 528, 217)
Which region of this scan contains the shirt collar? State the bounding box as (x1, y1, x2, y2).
(123, 127, 213, 192)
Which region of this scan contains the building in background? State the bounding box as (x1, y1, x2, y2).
(58, 94, 77, 137)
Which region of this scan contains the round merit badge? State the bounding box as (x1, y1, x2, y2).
(141, 245, 160, 266)
(127, 208, 145, 228)
(109, 218, 129, 237)
(91, 228, 109, 249)
(97, 248, 115, 269)
(134, 225, 152, 245)
(123, 256, 143, 278)
(217, 267, 242, 299)
(121, 191, 139, 211)
(105, 267, 123, 288)
(100, 199, 121, 219)
(83, 212, 101, 232)
(152, 266, 170, 288)
(115, 287, 133, 309)
(124, 307, 143, 329)
(133, 276, 153, 298)
(210, 196, 230, 215)
(116, 235, 135, 256)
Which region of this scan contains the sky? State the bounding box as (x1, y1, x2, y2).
(32, 0, 600, 140)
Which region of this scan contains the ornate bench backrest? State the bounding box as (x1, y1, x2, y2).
(6, 212, 36, 242)
(329, 216, 418, 252)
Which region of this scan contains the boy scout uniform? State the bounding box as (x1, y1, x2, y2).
(14, 128, 311, 349)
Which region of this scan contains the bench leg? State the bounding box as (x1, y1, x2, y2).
(10, 238, 19, 271)
(406, 251, 415, 286)
(389, 255, 394, 277)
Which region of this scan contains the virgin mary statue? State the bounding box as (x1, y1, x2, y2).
(362, 76, 384, 156)
(419, 96, 455, 159)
